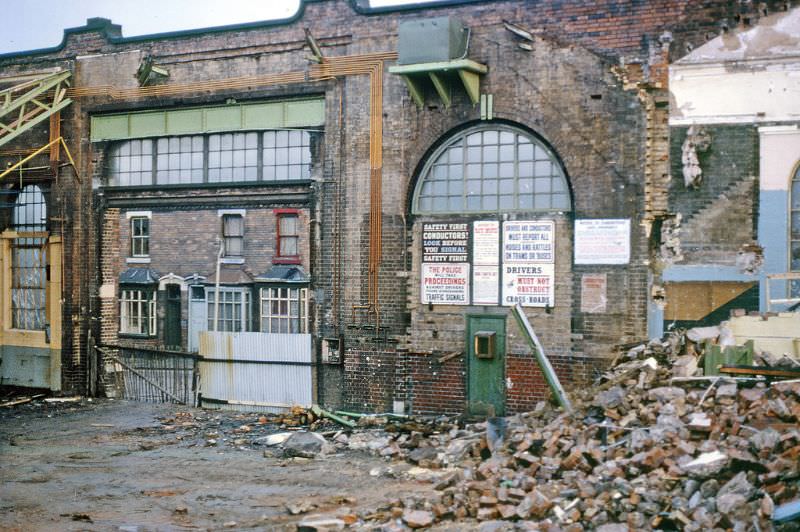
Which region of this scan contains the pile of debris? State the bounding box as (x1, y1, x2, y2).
(310, 330, 800, 530)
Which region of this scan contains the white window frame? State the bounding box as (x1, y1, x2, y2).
(260, 286, 308, 334)
(130, 216, 150, 257)
(120, 288, 157, 336)
(206, 287, 251, 332)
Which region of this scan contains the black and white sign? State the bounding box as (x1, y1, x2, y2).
(422, 222, 469, 263)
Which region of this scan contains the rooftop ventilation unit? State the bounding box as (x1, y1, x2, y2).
(397, 17, 469, 65)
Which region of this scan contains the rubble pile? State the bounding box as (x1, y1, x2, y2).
(348, 333, 800, 530)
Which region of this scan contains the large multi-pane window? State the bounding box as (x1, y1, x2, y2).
(791, 164, 800, 297)
(120, 289, 156, 335)
(130, 217, 150, 257)
(413, 125, 571, 214)
(209, 132, 259, 183)
(260, 287, 308, 333)
(109, 139, 154, 187)
(207, 288, 251, 332)
(108, 130, 312, 186)
(156, 136, 204, 184)
(11, 186, 47, 330)
(263, 130, 311, 181)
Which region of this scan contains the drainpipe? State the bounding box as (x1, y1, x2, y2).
(213, 238, 223, 332)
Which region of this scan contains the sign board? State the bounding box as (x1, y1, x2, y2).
(473, 265, 499, 305)
(421, 263, 470, 304)
(422, 222, 469, 263)
(502, 220, 554, 263)
(574, 219, 630, 265)
(581, 273, 607, 313)
(502, 263, 554, 307)
(473, 221, 499, 265)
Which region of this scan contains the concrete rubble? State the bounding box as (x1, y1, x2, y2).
(297, 330, 800, 530)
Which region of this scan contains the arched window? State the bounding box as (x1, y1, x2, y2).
(413, 125, 571, 214)
(791, 163, 800, 297)
(11, 185, 47, 330)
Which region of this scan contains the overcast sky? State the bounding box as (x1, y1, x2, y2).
(1, 0, 424, 55)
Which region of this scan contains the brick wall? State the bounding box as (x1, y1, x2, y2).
(668, 125, 759, 265)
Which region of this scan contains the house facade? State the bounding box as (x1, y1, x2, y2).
(1, 0, 795, 414)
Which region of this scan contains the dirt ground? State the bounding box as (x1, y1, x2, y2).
(0, 398, 439, 531)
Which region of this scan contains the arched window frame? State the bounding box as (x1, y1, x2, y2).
(412, 124, 571, 215)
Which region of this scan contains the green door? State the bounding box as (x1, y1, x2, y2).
(165, 284, 182, 350)
(467, 315, 506, 416)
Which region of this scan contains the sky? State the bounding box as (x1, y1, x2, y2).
(0, 0, 424, 55)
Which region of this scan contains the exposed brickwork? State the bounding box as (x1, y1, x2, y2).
(2, 0, 789, 409)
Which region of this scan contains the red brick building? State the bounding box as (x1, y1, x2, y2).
(0, 0, 793, 413)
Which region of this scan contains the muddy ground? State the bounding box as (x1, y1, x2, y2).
(0, 398, 440, 531)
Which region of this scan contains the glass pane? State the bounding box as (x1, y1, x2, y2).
(280, 216, 297, 235)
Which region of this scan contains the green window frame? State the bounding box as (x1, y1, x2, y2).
(413, 124, 571, 214)
(107, 130, 313, 187)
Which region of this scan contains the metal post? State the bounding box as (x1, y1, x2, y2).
(213, 238, 223, 332)
(511, 303, 573, 413)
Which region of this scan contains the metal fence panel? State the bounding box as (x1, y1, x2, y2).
(198, 331, 313, 413)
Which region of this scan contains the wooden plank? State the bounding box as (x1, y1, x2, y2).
(719, 365, 800, 378)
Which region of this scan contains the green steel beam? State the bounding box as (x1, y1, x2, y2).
(0, 70, 71, 120)
(402, 76, 425, 108)
(0, 98, 72, 148)
(511, 303, 573, 412)
(458, 69, 481, 106)
(389, 58, 487, 108)
(388, 58, 488, 76)
(428, 72, 451, 108)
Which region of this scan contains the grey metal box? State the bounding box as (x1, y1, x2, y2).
(397, 17, 468, 65)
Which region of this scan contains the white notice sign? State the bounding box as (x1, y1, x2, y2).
(574, 219, 630, 264)
(502, 263, 555, 307)
(473, 265, 499, 305)
(502, 220, 555, 263)
(473, 221, 500, 265)
(421, 263, 469, 305)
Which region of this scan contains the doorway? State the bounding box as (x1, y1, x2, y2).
(466, 314, 506, 416)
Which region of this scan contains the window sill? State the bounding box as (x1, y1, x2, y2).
(220, 257, 245, 265)
(126, 257, 151, 264)
(119, 333, 157, 339)
(272, 257, 301, 265)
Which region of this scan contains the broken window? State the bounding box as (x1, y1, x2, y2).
(11, 186, 47, 330)
(792, 164, 800, 297)
(413, 125, 571, 214)
(120, 289, 156, 336)
(277, 213, 299, 260)
(260, 286, 308, 333)
(130, 217, 150, 257)
(207, 288, 251, 332)
(222, 214, 244, 257)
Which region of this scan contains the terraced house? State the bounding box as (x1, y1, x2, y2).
(0, 0, 797, 414)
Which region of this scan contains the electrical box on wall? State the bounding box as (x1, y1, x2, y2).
(397, 17, 468, 65)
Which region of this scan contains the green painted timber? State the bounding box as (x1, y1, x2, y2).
(704, 340, 754, 376)
(90, 98, 325, 142)
(467, 314, 506, 416)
